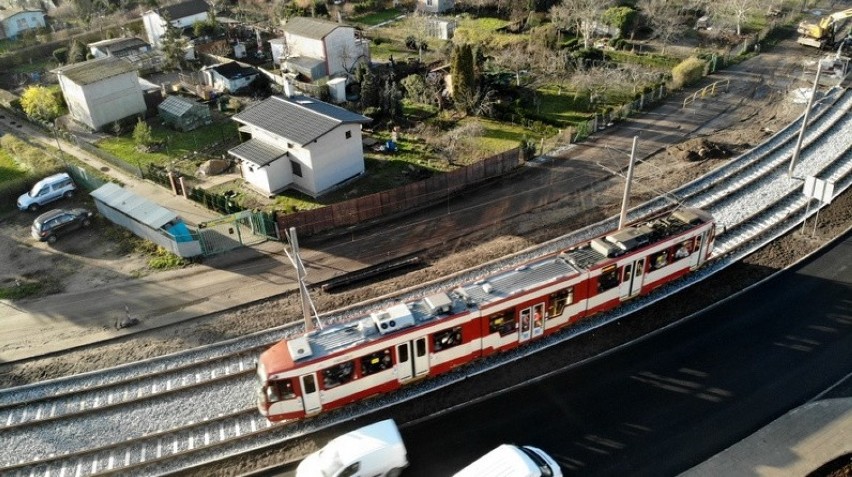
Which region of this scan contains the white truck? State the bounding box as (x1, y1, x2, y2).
(296, 419, 408, 477)
(453, 444, 562, 477)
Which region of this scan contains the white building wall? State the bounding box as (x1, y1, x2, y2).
(302, 124, 364, 194)
(142, 11, 166, 48)
(58, 76, 94, 130)
(283, 34, 325, 63)
(80, 72, 147, 130)
(1, 11, 45, 39)
(323, 27, 356, 76)
(143, 11, 207, 48)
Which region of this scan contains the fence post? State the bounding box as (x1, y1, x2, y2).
(179, 177, 188, 198)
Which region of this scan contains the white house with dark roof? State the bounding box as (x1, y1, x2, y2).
(229, 89, 371, 197)
(88, 37, 152, 59)
(202, 61, 259, 94)
(269, 17, 369, 80)
(142, 0, 209, 49)
(55, 56, 146, 131)
(0, 7, 45, 40)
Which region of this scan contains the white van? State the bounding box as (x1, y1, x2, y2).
(296, 419, 408, 477)
(17, 172, 76, 211)
(453, 444, 562, 477)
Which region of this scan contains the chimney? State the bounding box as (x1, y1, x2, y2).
(283, 77, 293, 98)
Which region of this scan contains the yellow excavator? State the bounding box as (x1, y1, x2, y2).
(797, 8, 852, 49)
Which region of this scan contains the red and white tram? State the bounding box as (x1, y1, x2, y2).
(257, 208, 716, 422)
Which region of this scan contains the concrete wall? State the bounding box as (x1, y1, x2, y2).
(80, 72, 147, 131)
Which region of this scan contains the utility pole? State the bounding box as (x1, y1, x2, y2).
(618, 136, 639, 230)
(284, 227, 321, 332)
(788, 60, 822, 178)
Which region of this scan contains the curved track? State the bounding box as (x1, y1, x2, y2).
(2, 86, 852, 476)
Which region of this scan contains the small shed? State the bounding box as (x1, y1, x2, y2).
(158, 95, 212, 132)
(90, 182, 202, 257)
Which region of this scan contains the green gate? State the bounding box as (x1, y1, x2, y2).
(197, 210, 278, 256)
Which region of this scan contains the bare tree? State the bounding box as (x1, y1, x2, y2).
(638, 0, 688, 54)
(715, 0, 764, 36)
(405, 10, 432, 63)
(491, 43, 532, 86)
(570, 64, 623, 111)
(550, 0, 614, 49)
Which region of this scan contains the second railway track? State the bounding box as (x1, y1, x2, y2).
(2, 84, 851, 476)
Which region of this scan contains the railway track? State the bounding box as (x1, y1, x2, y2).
(2, 86, 851, 476)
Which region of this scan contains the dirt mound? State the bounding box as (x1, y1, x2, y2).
(667, 138, 741, 162)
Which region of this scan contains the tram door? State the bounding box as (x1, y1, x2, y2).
(518, 303, 546, 343)
(619, 258, 645, 299)
(696, 232, 710, 267)
(396, 337, 430, 383)
(300, 373, 321, 415)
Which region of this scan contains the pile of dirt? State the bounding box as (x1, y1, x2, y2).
(667, 138, 740, 162)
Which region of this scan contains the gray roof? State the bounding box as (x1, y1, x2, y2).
(90, 182, 177, 229)
(158, 0, 208, 20)
(282, 17, 348, 40)
(233, 95, 371, 146)
(229, 138, 287, 167)
(56, 56, 137, 85)
(158, 95, 201, 116)
(88, 37, 149, 52)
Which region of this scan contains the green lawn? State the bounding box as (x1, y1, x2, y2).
(96, 121, 239, 173)
(0, 148, 27, 181)
(350, 8, 404, 27)
(465, 118, 545, 156)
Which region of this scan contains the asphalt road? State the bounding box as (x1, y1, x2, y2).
(398, 229, 852, 476)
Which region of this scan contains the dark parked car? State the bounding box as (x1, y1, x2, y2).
(31, 208, 94, 243)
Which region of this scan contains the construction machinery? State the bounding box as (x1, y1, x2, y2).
(797, 8, 852, 49)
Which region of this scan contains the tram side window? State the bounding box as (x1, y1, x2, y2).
(360, 349, 393, 376)
(598, 265, 620, 292)
(674, 240, 693, 259)
(433, 326, 463, 351)
(322, 361, 355, 389)
(488, 310, 516, 336)
(266, 379, 296, 402)
(549, 288, 573, 319)
(651, 251, 668, 270)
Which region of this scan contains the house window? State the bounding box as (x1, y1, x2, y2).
(345, 130, 352, 139)
(287, 142, 294, 148)
(290, 160, 302, 177)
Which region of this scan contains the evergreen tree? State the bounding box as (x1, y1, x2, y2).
(359, 68, 380, 111)
(68, 40, 86, 64)
(380, 80, 403, 120)
(451, 43, 476, 113)
(159, 11, 188, 71)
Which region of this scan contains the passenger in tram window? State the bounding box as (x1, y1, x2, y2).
(652, 251, 668, 269)
(675, 240, 692, 259)
(268, 379, 295, 402)
(533, 311, 542, 328)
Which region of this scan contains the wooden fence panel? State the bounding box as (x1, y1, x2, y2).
(275, 147, 526, 237)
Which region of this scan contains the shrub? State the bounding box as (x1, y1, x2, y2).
(671, 56, 707, 90)
(147, 247, 190, 270)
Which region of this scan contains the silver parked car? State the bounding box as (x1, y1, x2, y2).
(17, 172, 77, 212)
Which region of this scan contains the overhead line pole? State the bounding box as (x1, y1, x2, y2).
(618, 136, 639, 230)
(788, 60, 822, 178)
